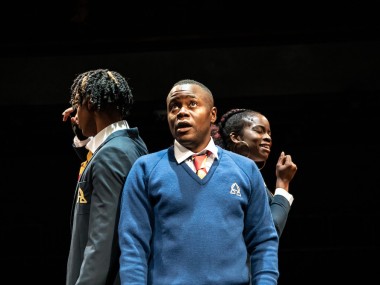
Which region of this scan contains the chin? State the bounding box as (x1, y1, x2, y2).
(254, 155, 267, 163)
(259, 152, 270, 160)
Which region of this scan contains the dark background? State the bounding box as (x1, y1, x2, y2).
(1, 2, 379, 284)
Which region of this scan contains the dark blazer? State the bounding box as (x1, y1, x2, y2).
(66, 128, 148, 285)
(266, 188, 291, 237)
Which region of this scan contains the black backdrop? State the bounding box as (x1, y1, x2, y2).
(2, 92, 379, 284)
(1, 5, 379, 284)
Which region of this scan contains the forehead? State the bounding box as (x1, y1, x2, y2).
(244, 114, 269, 126)
(167, 84, 206, 102)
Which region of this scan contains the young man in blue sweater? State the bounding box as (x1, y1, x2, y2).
(118, 79, 279, 285)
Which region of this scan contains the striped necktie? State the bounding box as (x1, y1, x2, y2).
(192, 151, 209, 179)
(78, 151, 93, 180)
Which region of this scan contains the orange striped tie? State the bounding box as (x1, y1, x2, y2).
(192, 152, 208, 179)
(78, 151, 93, 180)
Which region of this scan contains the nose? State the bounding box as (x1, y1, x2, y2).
(177, 106, 189, 118)
(263, 132, 272, 142)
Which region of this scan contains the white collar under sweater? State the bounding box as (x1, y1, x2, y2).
(173, 138, 219, 173)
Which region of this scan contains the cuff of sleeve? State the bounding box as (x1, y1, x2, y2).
(274, 188, 294, 206)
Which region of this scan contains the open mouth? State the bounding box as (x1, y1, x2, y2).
(176, 121, 191, 133)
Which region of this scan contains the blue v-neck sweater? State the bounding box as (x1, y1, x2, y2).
(119, 146, 279, 285)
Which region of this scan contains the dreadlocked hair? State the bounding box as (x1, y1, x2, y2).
(70, 69, 134, 119)
(212, 108, 261, 150)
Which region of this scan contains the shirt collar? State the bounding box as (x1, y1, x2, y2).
(86, 120, 129, 153)
(174, 137, 219, 164)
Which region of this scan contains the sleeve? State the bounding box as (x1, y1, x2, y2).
(77, 146, 133, 285)
(274, 187, 294, 205)
(267, 188, 291, 237)
(73, 136, 92, 148)
(118, 158, 152, 283)
(245, 168, 279, 285)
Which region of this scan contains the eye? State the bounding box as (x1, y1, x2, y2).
(189, 101, 198, 108)
(168, 102, 179, 112)
(252, 126, 265, 134)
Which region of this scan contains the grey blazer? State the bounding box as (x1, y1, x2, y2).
(66, 128, 148, 285)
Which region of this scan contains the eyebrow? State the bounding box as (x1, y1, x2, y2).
(249, 124, 267, 130)
(168, 93, 197, 101)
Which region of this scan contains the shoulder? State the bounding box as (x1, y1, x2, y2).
(217, 147, 262, 178)
(133, 148, 170, 167)
(95, 130, 148, 161)
(125, 148, 171, 179)
(217, 147, 255, 166)
(107, 128, 147, 147)
(109, 128, 143, 143)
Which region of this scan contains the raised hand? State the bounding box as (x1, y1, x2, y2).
(62, 106, 88, 141)
(275, 151, 297, 191)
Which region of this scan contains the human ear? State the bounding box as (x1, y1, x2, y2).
(210, 107, 217, 123)
(86, 99, 94, 111)
(230, 132, 242, 143)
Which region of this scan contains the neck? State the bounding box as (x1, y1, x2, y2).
(255, 161, 266, 170)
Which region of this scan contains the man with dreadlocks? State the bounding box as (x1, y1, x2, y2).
(63, 69, 148, 285)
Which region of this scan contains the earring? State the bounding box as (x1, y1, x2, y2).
(232, 140, 250, 158)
